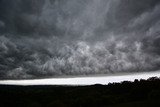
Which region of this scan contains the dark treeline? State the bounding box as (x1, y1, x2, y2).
(1, 77, 160, 107)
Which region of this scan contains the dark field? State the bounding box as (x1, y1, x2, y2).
(1, 77, 160, 107)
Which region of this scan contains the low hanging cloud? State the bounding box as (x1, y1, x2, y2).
(0, 0, 160, 79)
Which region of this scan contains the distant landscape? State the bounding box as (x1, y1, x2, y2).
(1, 77, 160, 107)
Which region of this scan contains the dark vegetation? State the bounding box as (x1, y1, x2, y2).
(1, 77, 160, 107)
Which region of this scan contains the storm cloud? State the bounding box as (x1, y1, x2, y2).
(0, 0, 160, 79)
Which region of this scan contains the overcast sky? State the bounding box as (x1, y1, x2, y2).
(0, 0, 160, 80)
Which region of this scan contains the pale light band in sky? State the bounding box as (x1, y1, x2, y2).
(0, 71, 160, 86)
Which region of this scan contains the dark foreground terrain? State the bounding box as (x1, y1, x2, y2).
(1, 77, 160, 107)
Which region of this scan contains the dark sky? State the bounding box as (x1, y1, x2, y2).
(0, 0, 160, 79)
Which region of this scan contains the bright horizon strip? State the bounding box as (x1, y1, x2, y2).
(0, 71, 160, 86)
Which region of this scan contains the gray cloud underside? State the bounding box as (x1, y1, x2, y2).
(0, 0, 160, 79)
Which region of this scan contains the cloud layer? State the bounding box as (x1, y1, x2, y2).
(0, 0, 160, 79)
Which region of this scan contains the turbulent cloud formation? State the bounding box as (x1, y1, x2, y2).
(0, 0, 160, 79)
